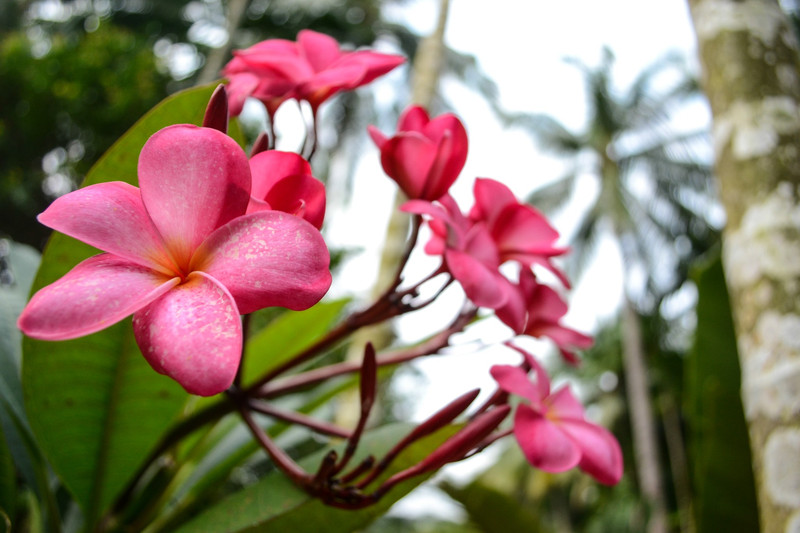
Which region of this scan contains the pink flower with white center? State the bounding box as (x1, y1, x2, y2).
(17, 125, 332, 396)
(224, 30, 404, 116)
(496, 269, 593, 365)
(368, 105, 468, 201)
(490, 346, 623, 485)
(247, 150, 326, 230)
(470, 178, 570, 287)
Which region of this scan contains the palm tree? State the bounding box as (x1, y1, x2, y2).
(507, 48, 720, 533)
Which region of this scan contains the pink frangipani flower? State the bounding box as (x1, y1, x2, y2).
(247, 150, 326, 230)
(403, 195, 514, 309)
(470, 178, 570, 287)
(18, 125, 332, 396)
(490, 346, 623, 485)
(496, 269, 593, 365)
(369, 105, 468, 201)
(224, 30, 404, 116)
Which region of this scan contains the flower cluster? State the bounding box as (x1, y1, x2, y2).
(370, 105, 620, 484)
(223, 29, 404, 118)
(19, 29, 622, 513)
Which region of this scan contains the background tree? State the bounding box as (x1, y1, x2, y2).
(506, 48, 720, 533)
(687, 0, 800, 531)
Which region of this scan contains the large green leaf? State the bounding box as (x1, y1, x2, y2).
(0, 241, 41, 489)
(441, 479, 543, 533)
(243, 299, 350, 385)
(21, 84, 223, 525)
(173, 423, 457, 533)
(686, 250, 759, 532)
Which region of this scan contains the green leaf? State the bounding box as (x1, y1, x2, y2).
(0, 425, 16, 526)
(173, 423, 458, 533)
(0, 241, 41, 491)
(243, 299, 350, 385)
(686, 249, 759, 532)
(441, 479, 543, 533)
(0, 240, 40, 430)
(21, 84, 224, 525)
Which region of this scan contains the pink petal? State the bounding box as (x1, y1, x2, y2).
(506, 342, 551, 399)
(367, 125, 388, 149)
(381, 133, 437, 199)
(297, 30, 341, 72)
(265, 175, 326, 229)
(532, 323, 594, 351)
(225, 72, 260, 116)
(420, 130, 458, 201)
(514, 404, 581, 472)
(489, 364, 541, 404)
(334, 50, 405, 85)
(249, 150, 312, 200)
(302, 64, 366, 94)
(420, 116, 468, 200)
(494, 283, 527, 334)
(18, 254, 179, 340)
(507, 253, 572, 288)
(37, 182, 178, 275)
(527, 283, 569, 321)
(547, 386, 586, 420)
(133, 272, 242, 396)
(560, 419, 624, 485)
(471, 178, 516, 223)
(398, 105, 431, 133)
(493, 203, 561, 253)
(191, 211, 331, 314)
(138, 125, 251, 271)
(444, 249, 507, 309)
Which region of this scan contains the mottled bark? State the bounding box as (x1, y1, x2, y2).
(687, 1, 800, 531)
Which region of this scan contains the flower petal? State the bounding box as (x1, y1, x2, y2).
(249, 150, 312, 200)
(18, 254, 178, 340)
(133, 272, 241, 396)
(514, 404, 581, 472)
(547, 386, 586, 420)
(37, 182, 178, 275)
(489, 364, 540, 404)
(138, 125, 251, 269)
(397, 105, 430, 132)
(297, 30, 341, 72)
(192, 211, 331, 314)
(381, 133, 437, 199)
(444, 249, 507, 309)
(560, 419, 624, 485)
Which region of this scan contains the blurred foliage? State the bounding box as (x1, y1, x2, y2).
(686, 250, 759, 532)
(0, 21, 170, 248)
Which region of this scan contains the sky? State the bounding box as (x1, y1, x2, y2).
(323, 0, 709, 520)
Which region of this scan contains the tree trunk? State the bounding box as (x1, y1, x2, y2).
(604, 146, 669, 533)
(621, 295, 669, 533)
(687, 1, 800, 531)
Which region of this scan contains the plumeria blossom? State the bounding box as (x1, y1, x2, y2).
(368, 105, 468, 201)
(224, 30, 404, 116)
(18, 125, 332, 396)
(470, 178, 570, 287)
(490, 346, 623, 485)
(496, 269, 593, 365)
(403, 178, 569, 312)
(403, 195, 515, 309)
(247, 150, 326, 230)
